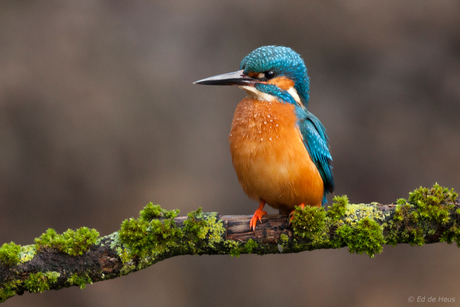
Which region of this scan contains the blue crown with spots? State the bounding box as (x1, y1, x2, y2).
(239, 45, 310, 104)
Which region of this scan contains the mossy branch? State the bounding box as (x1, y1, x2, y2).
(0, 184, 459, 303)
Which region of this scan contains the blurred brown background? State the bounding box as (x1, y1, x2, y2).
(1, 1, 460, 306)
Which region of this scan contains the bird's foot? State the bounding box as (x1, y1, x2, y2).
(289, 203, 306, 223)
(249, 202, 267, 231)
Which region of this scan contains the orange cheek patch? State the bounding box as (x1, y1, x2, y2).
(268, 76, 295, 90)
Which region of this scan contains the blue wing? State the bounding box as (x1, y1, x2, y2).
(297, 110, 334, 204)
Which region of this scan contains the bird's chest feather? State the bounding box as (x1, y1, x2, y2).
(229, 97, 323, 209)
(229, 97, 299, 155)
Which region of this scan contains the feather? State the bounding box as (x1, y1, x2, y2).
(298, 110, 335, 203)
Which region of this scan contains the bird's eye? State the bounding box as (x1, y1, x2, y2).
(265, 71, 276, 80)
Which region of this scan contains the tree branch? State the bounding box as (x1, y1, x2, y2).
(0, 184, 459, 303)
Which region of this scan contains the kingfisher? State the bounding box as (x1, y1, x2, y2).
(194, 45, 334, 230)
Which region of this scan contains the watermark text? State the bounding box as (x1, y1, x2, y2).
(408, 296, 455, 303)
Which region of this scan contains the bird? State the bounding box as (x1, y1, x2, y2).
(194, 45, 334, 230)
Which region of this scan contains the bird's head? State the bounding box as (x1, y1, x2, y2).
(194, 45, 310, 107)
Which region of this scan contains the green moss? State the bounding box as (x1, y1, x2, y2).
(183, 208, 225, 248)
(204, 215, 225, 247)
(119, 218, 149, 254)
(139, 203, 179, 221)
(67, 273, 92, 289)
(118, 204, 227, 270)
(0, 242, 21, 266)
(409, 183, 458, 205)
(63, 227, 100, 256)
(393, 203, 413, 223)
(118, 247, 131, 264)
(23, 271, 60, 293)
(279, 233, 289, 243)
(385, 184, 459, 247)
(119, 213, 182, 258)
(384, 203, 425, 247)
(244, 239, 258, 254)
(291, 206, 326, 240)
(24, 272, 50, 293)
(440, 225, 460, 247)
(327, 195, 348, 221)
(384, 199, 425, 246)
(409, 228, 425, 246)
(35, 228, 59, 247)
(45, 271, 60, 284)
(224, 240, 242, 257)
(287, 197, 390, 255)
(118, 246, 137, 275)
(0, 280, 21, 302)
(407, 183, 457, 225)
(336, 217, 385, 258)
(437, 187, 460, 247)
(35, 227, 99, 256)
(22, 271, 60, 294)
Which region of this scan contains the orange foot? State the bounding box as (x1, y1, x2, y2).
(289, 203, 306, 223)
(249, 201, 267, 231)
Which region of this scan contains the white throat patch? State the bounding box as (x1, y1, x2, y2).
(239, 85, 276, 102)
(239, 85, 302, 106)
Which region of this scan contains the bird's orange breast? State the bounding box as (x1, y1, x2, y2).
(229, 97, 324, 214)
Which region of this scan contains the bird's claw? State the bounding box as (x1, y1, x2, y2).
(250, 203, 267, 231)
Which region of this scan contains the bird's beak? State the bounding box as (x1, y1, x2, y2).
(193, 69, 255, 86)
